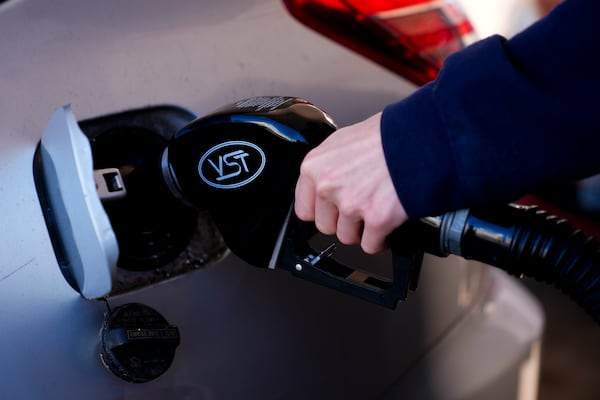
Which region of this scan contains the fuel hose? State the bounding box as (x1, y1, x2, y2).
(401, 204, 600, 324)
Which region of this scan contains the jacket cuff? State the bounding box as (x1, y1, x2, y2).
(381, 82, 461, 218)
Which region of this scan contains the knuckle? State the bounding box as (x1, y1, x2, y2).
(299, 158, 318, 182)
(299, 158, 314, 177)
(314, 183, 335, 200)
(337, 198, 361, 218)
(315, 220, 336, 235)
(364, 212, 387, 232)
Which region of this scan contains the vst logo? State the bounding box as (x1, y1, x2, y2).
(198, 141, 266, 189)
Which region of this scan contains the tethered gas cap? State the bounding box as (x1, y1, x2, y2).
(99, 303, 180, 383)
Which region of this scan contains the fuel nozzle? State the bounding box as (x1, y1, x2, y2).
(162, 97, 337, 267)
(161, 97, 423, 308)
(160, 96, 600, 320)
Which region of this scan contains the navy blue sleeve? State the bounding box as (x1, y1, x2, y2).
(380, 0, 600, 218)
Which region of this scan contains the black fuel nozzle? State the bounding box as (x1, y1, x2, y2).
(161, 96, 600, 320)
(162, 96, 423, 308)
(163, 97, 337, 267)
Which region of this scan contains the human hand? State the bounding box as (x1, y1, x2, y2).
(294, 112, 408, 254)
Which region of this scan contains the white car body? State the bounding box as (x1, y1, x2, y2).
(0, 0, 543, 398)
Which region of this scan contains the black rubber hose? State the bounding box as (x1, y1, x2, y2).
(448, 204, 600, 324)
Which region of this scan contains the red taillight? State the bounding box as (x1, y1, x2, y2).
(283, 0, 474, 85)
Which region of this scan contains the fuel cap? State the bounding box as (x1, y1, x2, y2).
(100, 303, 180, 383)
